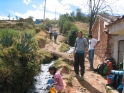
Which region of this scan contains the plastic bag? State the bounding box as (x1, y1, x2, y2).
(49, 87, 57, 93)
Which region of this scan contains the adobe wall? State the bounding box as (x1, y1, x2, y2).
(92, 18, 111, 63)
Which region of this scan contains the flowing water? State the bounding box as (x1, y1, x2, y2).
(27, 61, 54, 93)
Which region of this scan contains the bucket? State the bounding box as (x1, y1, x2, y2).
(107, 75, 114, 84)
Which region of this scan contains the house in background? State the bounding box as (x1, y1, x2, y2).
(92, 14, 124, 69)
(107, 15, 124, 68)
(35, 19, 41, 24)
(35, 19, 44, 24)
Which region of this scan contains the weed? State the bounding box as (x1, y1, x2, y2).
(59, 43, 69, 52)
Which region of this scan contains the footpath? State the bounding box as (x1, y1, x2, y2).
(42, 33, 118, 93)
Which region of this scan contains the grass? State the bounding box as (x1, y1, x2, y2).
(54, 59, 70, 68)
(59, 43, 69, 52)
(105, 85, 112, 93)
(38, 50, 53, 64)
(67, 75, 73, 87)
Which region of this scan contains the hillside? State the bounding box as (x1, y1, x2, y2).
(74, 21, 89, 35)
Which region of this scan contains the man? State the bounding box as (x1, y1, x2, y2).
(88, 34, 99, 70)
(53, 30, 58, 43)
(73, 31, 88, 80)
(49, 27, 53, 40)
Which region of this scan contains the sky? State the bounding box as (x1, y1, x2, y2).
(0, 0, 123, 20)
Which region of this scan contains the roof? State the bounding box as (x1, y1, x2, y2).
(92, 14, 120, 31)
(107, 15, 124, 27)
(97, 14, 120, 23)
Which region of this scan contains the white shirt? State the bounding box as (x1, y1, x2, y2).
(88, 38, 98, 50)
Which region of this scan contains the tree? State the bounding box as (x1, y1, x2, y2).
(70, 11, 75, 17)
(68, 30, 78, 46)
(58, 14, 69, 33)
(8, 14, 10, 20)
(15, 16, 18, 20)
(27, 16, 34, 24)
(76, 8, 82, 21)
(88, 0, 113, 34)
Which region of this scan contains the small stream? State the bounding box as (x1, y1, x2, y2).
(27, 61, 54, 93)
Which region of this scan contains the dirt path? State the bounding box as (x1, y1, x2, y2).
(42, 33, 118, 93)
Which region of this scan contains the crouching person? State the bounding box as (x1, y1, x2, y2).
(49, 66, 63, 93)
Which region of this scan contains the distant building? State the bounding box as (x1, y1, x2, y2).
(35, 19, 43, 24)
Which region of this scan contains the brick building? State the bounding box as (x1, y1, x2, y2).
(92, 14, 120, 67)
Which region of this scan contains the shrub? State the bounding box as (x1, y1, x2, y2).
(68, 30, 78, 46)
(59, 43, 69, 52)
(0, 30, 42, 93)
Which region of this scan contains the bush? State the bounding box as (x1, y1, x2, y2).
(0, 30, 43, 93)
(62, 21, 72, 35)
(59, 43, 69, 52)
(68, 30, 78, 46)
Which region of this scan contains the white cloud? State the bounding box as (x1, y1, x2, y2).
(12, 10, 59, 20)
(105, 0, 124, 15)
(1, 0, 124, 21)
(32, 4, 37, 8)
(41, 0, 72, 14)
(0, 16, 8, 20)
(22, 0, 32, 5)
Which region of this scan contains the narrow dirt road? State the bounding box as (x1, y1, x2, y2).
(42, 33, 118, 93)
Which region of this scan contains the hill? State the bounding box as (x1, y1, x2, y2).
(74, 21, 89, 35)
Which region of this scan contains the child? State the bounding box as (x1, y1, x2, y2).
(49, 66, 63, 93)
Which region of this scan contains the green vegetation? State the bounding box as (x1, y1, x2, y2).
(59, 43, 69, 52)
(67, 75, 73, 87)
(105, 85, 112, 93)
(58, 9, 89, 46)
(0, 29, 53, 93)
(68, 30, 78, 46)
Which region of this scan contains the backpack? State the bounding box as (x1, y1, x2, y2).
(105, 57, 117, 70)
(94, 63, 108, 75)
(106, 62, 113, 75)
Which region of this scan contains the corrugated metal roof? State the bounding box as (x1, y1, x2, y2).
(107, 15, 124, 27)
(98, 14, 120, 23)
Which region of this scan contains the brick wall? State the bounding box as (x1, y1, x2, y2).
(92, 17, 111, 62)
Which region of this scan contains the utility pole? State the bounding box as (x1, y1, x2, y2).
(89, 0, 92, 35)
(43, 0, 46, 27)
(55, 9, 56, 23)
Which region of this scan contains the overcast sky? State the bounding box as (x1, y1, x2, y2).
(0, 0, 123, 20)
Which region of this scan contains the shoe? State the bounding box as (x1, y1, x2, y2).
(87, 67, 94, 71)
(80, 76, 84, 81)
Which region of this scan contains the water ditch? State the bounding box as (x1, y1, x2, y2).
(27, 47, 74, 93)
(27, 61, 54, 93)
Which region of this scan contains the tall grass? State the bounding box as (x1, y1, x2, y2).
(0, 29, 20, 38)
(0, 29, 52, 93)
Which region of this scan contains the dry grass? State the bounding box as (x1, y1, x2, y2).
(35, 30, 49, 48)
(74, 22, 89, 34)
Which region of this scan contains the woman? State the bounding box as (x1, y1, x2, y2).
(49, 66, 63, 93)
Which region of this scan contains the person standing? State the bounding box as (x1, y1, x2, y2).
(73, 31, 88, 80)
(49, 27, 53, 40)
(53, 30, 58, 43)
(88, 34, 99, 70)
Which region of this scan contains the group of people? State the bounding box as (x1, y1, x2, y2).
(48, 31, 99, 93)
(73, 31, 99, 80)
(49, 27, 58, 43)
